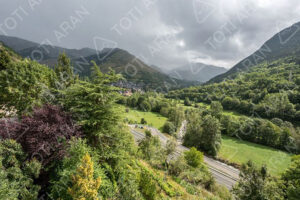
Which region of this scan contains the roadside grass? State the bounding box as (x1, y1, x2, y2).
(119, 105, 168, 131)
(219, 135, 293, 176)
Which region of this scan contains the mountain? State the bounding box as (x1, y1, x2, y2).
(168, 63, 227, 82)
(0, 35, 196, 90)
(73, 48, 196, 90)
(0, 35, 98, 70)
(209, 21, 300, 83)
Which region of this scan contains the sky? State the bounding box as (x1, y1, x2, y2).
(0, 0, 300, 69)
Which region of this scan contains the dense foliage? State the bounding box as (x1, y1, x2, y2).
(0, 48, 56, 115)
(0, 139, 41, 200)
(0, 104, 81, 166)
(282, 155, 300, 199)
(167, 57, 300, 122)
(184, 110, 222, 156)
(233, 161, 284, 200)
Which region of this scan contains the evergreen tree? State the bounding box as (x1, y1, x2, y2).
(68, 153, 101, 200)
(54, 52, 76, 88)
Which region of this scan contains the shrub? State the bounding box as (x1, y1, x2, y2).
(141, 118, 147, 124)
(184, 147, 203, 168)
(163, 121, 176, 135)
(165, 139, 177, 155)
(49, 139, 114, 200)
(0, 104, 81, 166)
(68, 153, 101, 200)
(139, 170, 157, 200)
(0, 139, 41, 200)
(184, 97, 192, 106)
(168, 156, 188, 176)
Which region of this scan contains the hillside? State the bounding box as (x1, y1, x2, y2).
(0, 35, 196, 91)
(74, 48, 196, 90)
(209, 21, 300, 83)
(168, 63, 227, 82)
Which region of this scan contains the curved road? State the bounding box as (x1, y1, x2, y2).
(129, 124, 239, 189)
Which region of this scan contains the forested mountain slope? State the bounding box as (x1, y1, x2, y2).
(168, 57, 300, 122)
(209, 21, 300, 83)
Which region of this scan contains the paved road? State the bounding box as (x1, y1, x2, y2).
(129, 125, 239, 189)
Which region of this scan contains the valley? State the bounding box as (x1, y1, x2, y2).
(1, 2, 300, 199)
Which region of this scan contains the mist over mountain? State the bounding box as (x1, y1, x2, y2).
(168, 63, 227, 82)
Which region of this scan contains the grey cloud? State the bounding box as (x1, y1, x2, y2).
(0, 0, 299, 69)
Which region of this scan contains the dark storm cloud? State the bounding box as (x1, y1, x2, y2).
(0, 0, 300, 69)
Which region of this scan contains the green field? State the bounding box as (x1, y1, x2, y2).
(119, 105, 168, 130)
(219, 135, 292, 176)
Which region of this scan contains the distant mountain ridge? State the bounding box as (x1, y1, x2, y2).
(0, 35, 197, 90)
(209, 21, 300, 83)
(168, 63, 227, 82)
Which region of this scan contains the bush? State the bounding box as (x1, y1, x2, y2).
(0, 104, 81, 166)
(184, 147, 203, 168)
(49, 139, 114, 200)
(68, 153, 101, 200)
(168, 156, 188, 176)
(165, 139, 177, 155)
(163, 121, 176, 135)
(184, 97, 192, 106)
(0, 139, 41, 200)
(141, 118, 147, 124)
(139, 170, 157, 200)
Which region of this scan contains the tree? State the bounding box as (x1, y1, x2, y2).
(0, 48, 11, 70)
(0, 104, 81, 166)
(201, 115, 221, 156)
(60, 62, 134, 160)
(138, 130, 164, 162)
(184, 97, 192, 106)
(165, 139, 177, 155)
(210, 101, 223, 119)
(0, 58, 57, 115)
(188, 114, 221, 156)
(0, 139, 41, 200)
(54, 52, 76, 88)
(168, 107, 185, 128)
(184, 147, 203, 168)
(282, 155, 300, 200)
(141, 118, 147, 124)
(68, 153, 101, 200)
(163, 121, 176, 135)
(233, 161, 284, 200)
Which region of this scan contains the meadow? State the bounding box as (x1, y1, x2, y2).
(119, 105, 168, 131)
(220, 135, 292, 176)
